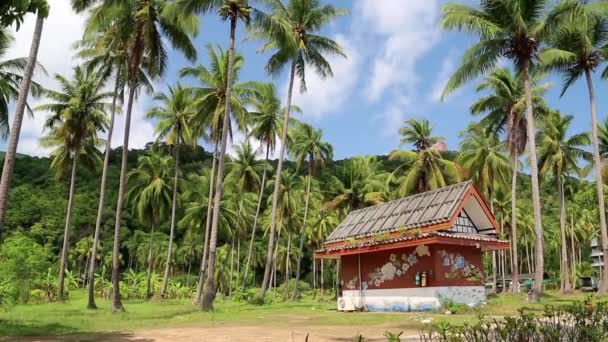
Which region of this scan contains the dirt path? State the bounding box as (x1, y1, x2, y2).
(5, 323, 421, 342)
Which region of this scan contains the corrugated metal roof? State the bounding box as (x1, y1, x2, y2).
(317, 231, 508, 254)
(325, 181, 473, 243)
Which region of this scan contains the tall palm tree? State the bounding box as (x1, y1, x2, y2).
(389, 119, 460, 195)
(75, 0, 197, 311)
(126, 153, 173, 299)
(241, 82, 282, 288)
(289, 121, 332, 299)
(0, 29, 45, 139)
(36, 66, 111, 302)
(537, 111, 590, 293)
(541, 4, 608, 292)
(179, 44, 249, 305)
(147, 84, 197, 298)
(0, 2, 49, 238)
(251, 0, 347, 300)
(440, 0, 576, 300)
(470, 67, 550, 293)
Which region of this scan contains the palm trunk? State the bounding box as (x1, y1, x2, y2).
(522, 60, 544, 301)
(236, 239, 240, 287)
(526, 241, 532, 275)
(58, 154, 79, 302)
(161, 144, 180, 298)
(146, 220, 156, 299)
(510, 153, 519, 292)
(186, 258, 192, 287)
(195, 142, 217, 303)
(312, 256, 316, 298)
(292, 163, 312, 300)
(229, 238, 235, 299)
(492, 251, 497, 292)
(88, 75, 119, 309)
(500, 251, 506, 292)
(584, 69, 608, 293)
(259, 61, 296, 300)
(0, 15, 44, 238)
(283, 233, 291, 301)
(558, 179, 571, 292)
(320, 258, 324, 301)
(111, 31, 143, 312)
(201, 16, 237, 312)
(243, 145, 269, 288)
(570, 212, 576, 287)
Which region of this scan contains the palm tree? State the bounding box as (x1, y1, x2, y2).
(251, 0, 347, 300)
(179, 44, 249, 305)
(324, 156, 389, 213)
(470, 67, 550, 293)
(537, 111, 590, 293)
(147, 84, 197, 298)
(241, 82, 295, 288)
(289, 121, 332, 299)
(0, 29, 45, 139)
(178, 230, 203, 286)
(0, 2, 49, 238)
(440, 0, 576, 300)
(75, 0, 197, 311)
(389, 119, 460, 195)
(541, 4, 608, 292)
(36, 66, 111, 302)
(126, 153, 173, 299)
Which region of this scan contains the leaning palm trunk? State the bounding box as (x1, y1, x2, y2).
(523, 61, 544, 301)
(195, 142, 217, 303)
(491, 252, 497, 292)
(201, 17, 238, 312)
(58, 154, 79, 302)
(146, 220, 156, 299)
(584, 69, 608, 293)
(0, 15, 44, 238)
(260, 61, 296, 299)
(558, 179, 571, 292)
(88, 76, 120, 309)
(243, 146, 269, 288)
(161, 144, 180, 298)
(510, 153, 519, 292)
(292, 168, 312, 300)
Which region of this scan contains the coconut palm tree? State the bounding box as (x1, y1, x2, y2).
(324, 156, 389, 213)
(289, 121, 332, 299)
(36, 66, 111, 301)
(537, 111, 590, 293)
(74, 0, 197, 311)
(541, 4, 608, 292)
(250, 0, 347, 300)
(126, 153, 173, 299)
(241, 82, 299, 288)
(0, 29, 45, 139)
(389, 119, 460, 195)
(0, 2, 49, 238)
(147, 84, 197, 298)
(179, 44, 249, 305)
(470, 67, 550, 293)
(440, 0, 577, 300)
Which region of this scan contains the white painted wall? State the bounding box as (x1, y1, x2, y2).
(338, 286, 486, 312)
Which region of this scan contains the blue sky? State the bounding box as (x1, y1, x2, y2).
(7, 0, 608, 160)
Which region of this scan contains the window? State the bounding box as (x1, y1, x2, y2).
(448, 210, 477, 234)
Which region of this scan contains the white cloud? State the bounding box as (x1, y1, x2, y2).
(288, 35, 360, 121)
(429, 50, 458, 102)
(356, 0, 441, 102)
(226, 129, 284, 161)
(371, 95, 411, 140)
(6, 0, 155, 157)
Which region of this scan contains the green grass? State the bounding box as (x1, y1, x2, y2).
(1, 290, 606, 337)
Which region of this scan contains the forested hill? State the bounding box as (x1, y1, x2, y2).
(0, 144, 592, 282)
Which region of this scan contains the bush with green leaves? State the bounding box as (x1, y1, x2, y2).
(419, 298, 608, 342)
(0, 232, 51, 304)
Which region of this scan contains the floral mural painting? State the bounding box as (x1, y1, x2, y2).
(439, 250, 483, 282)
(364, 245, 430, 288)
(345, 276, 358, 289)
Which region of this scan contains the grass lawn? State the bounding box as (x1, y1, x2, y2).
(0, 290, 606, 337)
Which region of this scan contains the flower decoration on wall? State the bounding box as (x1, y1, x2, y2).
(365, 245, 430, 288)
(439, 250, 483, 282)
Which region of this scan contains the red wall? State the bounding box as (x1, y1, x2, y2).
(341, 244, 484, 290)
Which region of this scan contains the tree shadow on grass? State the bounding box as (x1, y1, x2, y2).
(0, 321, 153, 342)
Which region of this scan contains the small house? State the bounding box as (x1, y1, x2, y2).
(315, 181, 509, 312)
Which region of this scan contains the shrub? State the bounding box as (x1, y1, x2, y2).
(277, 279, 312, 298)
(419, 297, 608, 342)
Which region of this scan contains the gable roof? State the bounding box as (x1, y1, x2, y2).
(324, 181, 496, 244)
